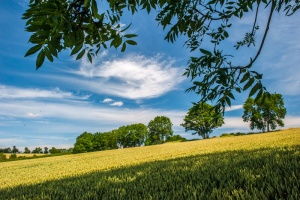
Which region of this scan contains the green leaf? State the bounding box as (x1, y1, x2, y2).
(225, 96, 231, 107)
(45, 48, 54, 62)
(83, 0, 91, 8)
(224, 31, 229, 38)
(126, 40, 137, 45)
(36, 50, 45, 70)
(76, 49, 85, 60)
(25, 44, 43, 57)
(249, 82, 261, 97)
(243, 78, 254, 91)
(87, 53, 92, 63)
(124, 34, 137, 38)
(235, 87, 241, 93)
(71, 43, 83, 56)
(254, 89, 263, 102)
(91, 0, 98, 18)
(120, 23, 132, 32)
(121, 42, 126, 52)
(240, 72, 249, 83)
(228, 92, 235, 100)
(200, 48, 212, 56)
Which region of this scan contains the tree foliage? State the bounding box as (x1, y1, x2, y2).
(73, 131, 94, 153)
(73, 123, 149, 153)
(242, 93, 286, 132)
(22, 0, 140, 69)
(32, 147, 43, 154)
(165, 135, 187, 142)
(23, 0, 300, 113)
(93, 131, 118, 151)
(12, 146, 19, 153)
(147, 116, 173, 144)
(181, 102, 224, 139)
(117, 123, 148, 148)
(24, 147, 31, 154)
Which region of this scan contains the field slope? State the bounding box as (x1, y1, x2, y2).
(0, 128, 299, 199)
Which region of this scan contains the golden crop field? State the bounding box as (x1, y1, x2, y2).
(0, 128, 299, 199)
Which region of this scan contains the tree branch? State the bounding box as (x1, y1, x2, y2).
(246, 0, 275, 67)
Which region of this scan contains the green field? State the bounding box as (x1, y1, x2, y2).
(0, 128, 299, 199)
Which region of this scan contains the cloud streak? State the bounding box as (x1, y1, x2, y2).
(66, 54, 185, 99)
(0, 85, 89, 100)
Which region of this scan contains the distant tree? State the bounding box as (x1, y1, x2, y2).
(24, 147, 31, 154)
(117, 123, 149, 148)
(12, 146, 19, 153)
(73, 132, 94, 153)
(242, 93, 286, 132)
(181, 103, 224, 139)
(4, 148, 12, 153)
(32, 147, 43, 154)
(165, 135, 187, 143)
(147, 116, 173, 145)
(49, 147, 59, 154)
(67, 148, 73, 154)
(44, 147, 49, 154)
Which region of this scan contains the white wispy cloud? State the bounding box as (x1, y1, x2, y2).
(102, 98, 113, 103)
(110, 101, 124, 106)
(66, 54, 184, 99)
(225, 105, 243, 112)
(26, 113, 42, 118)
(0, 85, 90, 100)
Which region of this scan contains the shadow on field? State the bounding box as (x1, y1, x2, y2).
(1, 146, 299, 200)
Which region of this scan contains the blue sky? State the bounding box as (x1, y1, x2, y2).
(1, 0, 299, 151)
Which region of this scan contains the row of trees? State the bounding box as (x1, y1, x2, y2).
(73, 116, 178, 153)
(74, 93, 286, 154)
(1, 95, 286, 156)
(0, 146, 72, 154)
(0, 146, 20, 154)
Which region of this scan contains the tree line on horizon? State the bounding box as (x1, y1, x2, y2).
(73, 116, 184, 153)
(1, 93, 286, 157)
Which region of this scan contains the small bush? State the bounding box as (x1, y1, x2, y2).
(9, 154, 17, 160)
(220, 133, 234, 137)
(0, 153, 6, 161)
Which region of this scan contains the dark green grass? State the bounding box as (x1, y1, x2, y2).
(1, 145, 299, 200)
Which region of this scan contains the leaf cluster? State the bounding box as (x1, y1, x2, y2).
(23, 0, 140, 69)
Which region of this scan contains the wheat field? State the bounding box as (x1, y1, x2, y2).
(1, 128, 299, 189)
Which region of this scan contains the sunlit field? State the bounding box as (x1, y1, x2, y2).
(0, 128, 299, 199)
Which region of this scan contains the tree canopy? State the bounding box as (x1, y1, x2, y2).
(147, 116, 173, 144)
(181, 102, 224, 139)
(22, 0, 300, 112)
(242, 93, 286, 132)
(117, 123, 149, 148)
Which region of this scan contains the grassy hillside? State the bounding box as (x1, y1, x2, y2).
(0, 128, 299, 199)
